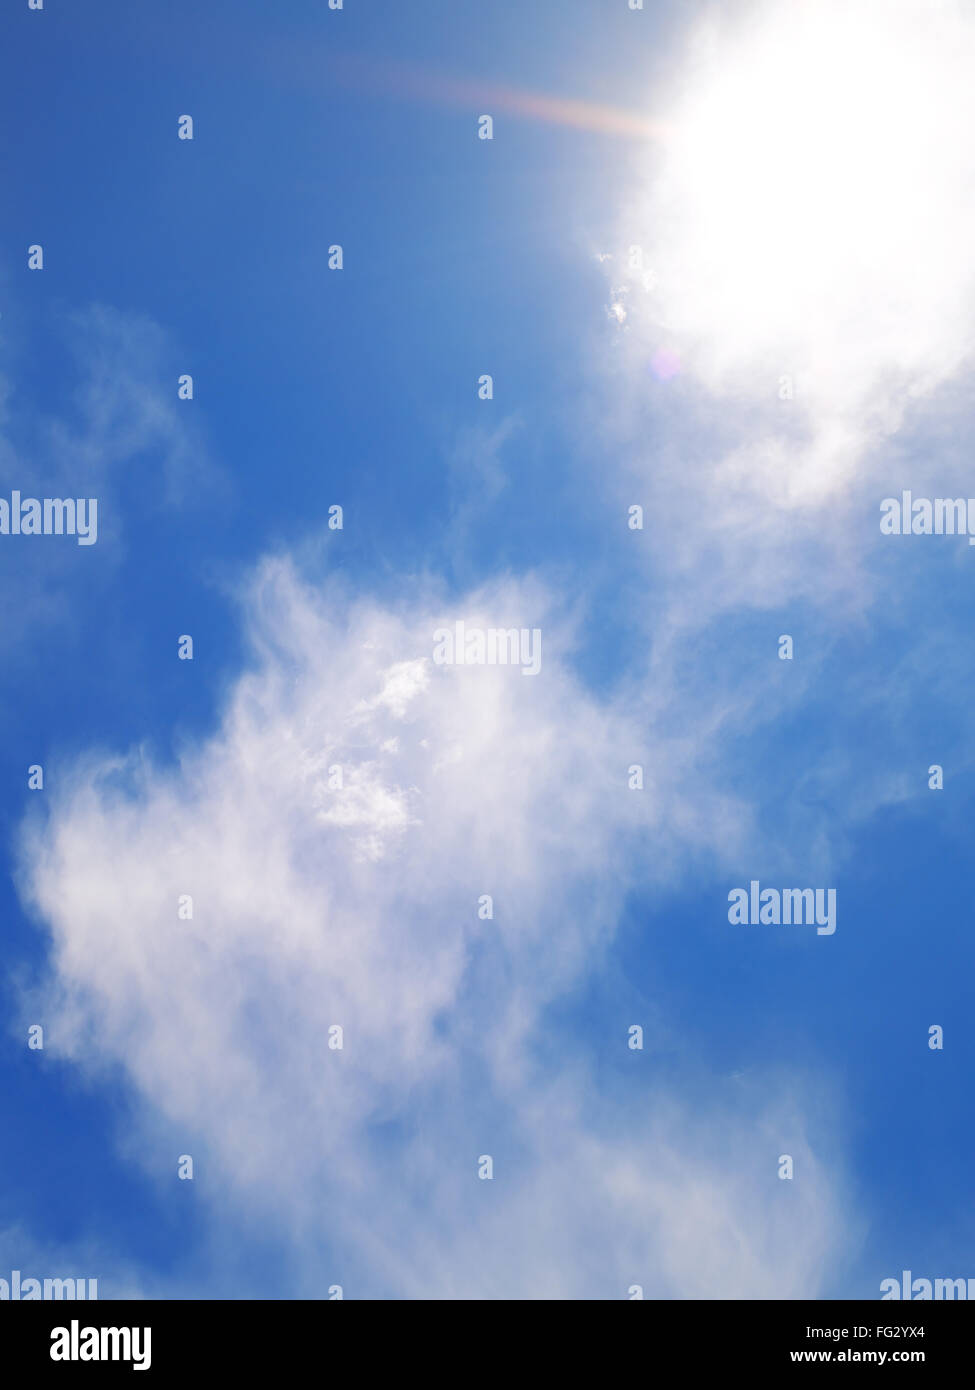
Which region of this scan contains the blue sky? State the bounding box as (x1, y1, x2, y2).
(2, 0, 975, 1299)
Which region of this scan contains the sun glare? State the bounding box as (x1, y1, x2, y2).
(638, 0, 975, 405)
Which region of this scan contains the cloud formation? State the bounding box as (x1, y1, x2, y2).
(15, 557, 848, 1296)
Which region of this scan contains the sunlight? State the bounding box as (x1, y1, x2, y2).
(637, 0, 975, 404)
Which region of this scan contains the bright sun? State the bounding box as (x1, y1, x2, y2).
(638, 0, 975, 412)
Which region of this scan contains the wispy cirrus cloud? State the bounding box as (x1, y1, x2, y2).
(13, 554, 850, 1297)
(0, 302, 220, 654)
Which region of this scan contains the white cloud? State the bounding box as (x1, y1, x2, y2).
(0, 303, 220, 662)
(14, 555, 848, 1296)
